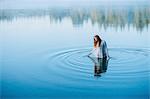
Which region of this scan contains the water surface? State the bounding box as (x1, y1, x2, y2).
(0, 6, 150, 99)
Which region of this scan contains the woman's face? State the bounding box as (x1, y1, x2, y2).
(94, 37, 98, 42)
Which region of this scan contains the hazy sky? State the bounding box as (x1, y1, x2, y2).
(0, 0, 149, 9)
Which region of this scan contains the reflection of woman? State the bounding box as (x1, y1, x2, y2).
(88, 57, 109, 77)
(88, 35, 109, 60)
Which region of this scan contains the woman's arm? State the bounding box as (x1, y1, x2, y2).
(88, 48, 95, 56)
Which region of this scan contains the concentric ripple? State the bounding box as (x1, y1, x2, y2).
(40, 47, 150, 90)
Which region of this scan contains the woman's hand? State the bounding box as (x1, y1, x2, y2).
(87, 53, 91, 57)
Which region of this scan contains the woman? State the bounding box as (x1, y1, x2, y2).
(88, 35, 109, 60)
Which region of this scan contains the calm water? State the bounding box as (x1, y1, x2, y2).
(0, 6, 150, 99)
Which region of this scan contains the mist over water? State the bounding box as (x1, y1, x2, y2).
(0, 0, 150, 9)
(0, 1, 150, 98)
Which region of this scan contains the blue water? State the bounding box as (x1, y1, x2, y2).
(0, 6, 150, 99)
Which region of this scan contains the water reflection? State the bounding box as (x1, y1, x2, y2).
(0, 7, 149, 31)
(88, 56, 109, 77)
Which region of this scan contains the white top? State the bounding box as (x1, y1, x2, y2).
(88, 40, 109, 59)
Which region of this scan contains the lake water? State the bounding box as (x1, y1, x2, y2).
(0, 6, 150, 99)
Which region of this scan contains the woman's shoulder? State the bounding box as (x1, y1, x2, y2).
(101, 40, 106, 44)
(102, 40, 106, 42)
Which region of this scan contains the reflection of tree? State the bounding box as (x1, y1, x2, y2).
(0, 7, 149, 31)
(70, 9, 89, 26)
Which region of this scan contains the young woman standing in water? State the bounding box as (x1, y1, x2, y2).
(88, 35, 109, 60)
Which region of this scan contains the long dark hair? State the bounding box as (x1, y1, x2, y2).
(94, 35, 101, 47)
